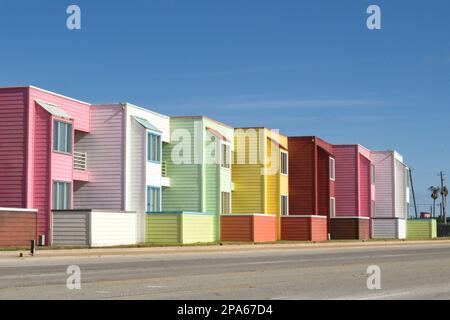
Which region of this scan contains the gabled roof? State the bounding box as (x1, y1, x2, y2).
(132, 116, 162, 133)
(35, 100, 72, 120)
(206, 127, 229, 142)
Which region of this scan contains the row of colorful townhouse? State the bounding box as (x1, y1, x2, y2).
(0, 86, 435, 248)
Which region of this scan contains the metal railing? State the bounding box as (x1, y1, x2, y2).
(74, 151, 87, 171)
(162, 161, 167, 177)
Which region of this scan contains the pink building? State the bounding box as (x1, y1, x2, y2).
(0, 86, 91, 244)
(330, 144, 375, 240)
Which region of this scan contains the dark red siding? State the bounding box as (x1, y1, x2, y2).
(0, 88, 27, 208)
(281, 216, 328, 241)
(288, 138, 315, 214)
(288, 137, 334, 217)
(0, 209, 37, 247)
(330, 218, 370, 240)
(221, 215, 276, 242)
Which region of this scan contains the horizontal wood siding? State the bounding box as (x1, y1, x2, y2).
(333, 146, 358, 216)
(311, 217, 328, 241)
(52, 211, 89, 246)
(253, 215, 277, 242)
(182, 214, 218, 244)
(162, 118, 202, 212)
(90, 211, 140, 247)
(317, 148, 330, 217)
(359, 153, 371, 217)
(51, 152, 73, 182)
(146, 214, 180, 244)
(73, 106, 125, 209)
(371, 152, 394, 218)
(0, 89, 27, 208)
(372, 218, 399, 239)
(0, 210, 37, 247)
(29, 88, 90, 132)
(407, 220, 437, 239)
(34, 106, 51, 241)
(221, 215, 253, 241)
(281, 216, 310, 241)
(394, 158, 408, 219)
(330, 218, 369, 240)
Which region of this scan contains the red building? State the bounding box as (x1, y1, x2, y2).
(281, 136, 335, 241)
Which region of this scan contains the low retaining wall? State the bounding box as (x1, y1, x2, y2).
(221, 214, 277, 243)
(0, 208, 37, 247)
(146, 212, 218, 245)
(280, 215, 328, 241)
(52, 210, 141, 247)
(407, 219, 437, 239)
(330, 217, 370, 240)
(372, 218, 407, 239)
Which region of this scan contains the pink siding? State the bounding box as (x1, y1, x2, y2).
(359, 154, 371, 217)
(333, 145, 358, 216)
(29, 87, 90, 132)
(0, 88, 27, 207)
(51, 151, 73, 182)
(334, 145, 373, 218)
(33, 106, 51, 239)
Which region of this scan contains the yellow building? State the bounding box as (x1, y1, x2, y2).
(231, 127, 289, 239)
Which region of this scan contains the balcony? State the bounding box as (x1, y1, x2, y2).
(73, 151, 90, 182)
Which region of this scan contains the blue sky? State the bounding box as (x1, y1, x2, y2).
(1, 0, 449, 209)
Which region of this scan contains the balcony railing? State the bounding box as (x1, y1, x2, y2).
(162, 161, 167, 177)
(74, 151, 87, 171)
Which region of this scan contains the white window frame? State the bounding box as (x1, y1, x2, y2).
(147, 132, 161, 163)
(371, 164, 376, 185)
(221, 142, 231, 169)
(329, 157, 336, 181)
(53, 120, 72, 154)
(330, 197, 336, 217)
(281, 151, 288, 175)
(52, 181, 71, 210)
(281, 195, 289, 216)
(221, 191, 231, 214)
(146, 186, 161, 212)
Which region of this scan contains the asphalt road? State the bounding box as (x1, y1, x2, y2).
(1, 242, 450, 300)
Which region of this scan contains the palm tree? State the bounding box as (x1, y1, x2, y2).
(441, 186, 448, 223)
(429, 186, 440, 218)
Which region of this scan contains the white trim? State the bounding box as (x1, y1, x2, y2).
(331, 216, 370, 220)
(282, 215, 327, 219)
(329, 157, 336, 181)
(0, 207, 38, 212)
(330, 196, 336, 217)
(280, 151, 289, 176)
(223, 213, 276, 217)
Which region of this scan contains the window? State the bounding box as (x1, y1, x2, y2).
(281, 195, 289, 216)
(221, 192, 231, 214)
(52, 181, 71, 209)
(53, 120, 72, 153)
(146, 186, 161, 212)
(147, 133, 161, 163)
(371, 164, 376, 184)
(329, 157, 335, 180)
(281, 152, 288, 175)
(330, 197, 336, 217)
(221, 144, 230, 168)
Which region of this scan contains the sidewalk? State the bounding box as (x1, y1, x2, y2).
(2, 239, 450, 259)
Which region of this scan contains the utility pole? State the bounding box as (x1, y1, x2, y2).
(409, 169, 418, 219)
(441, 172, 447, 224)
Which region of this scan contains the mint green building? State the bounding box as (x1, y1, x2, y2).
(146, 116, 234, 244)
